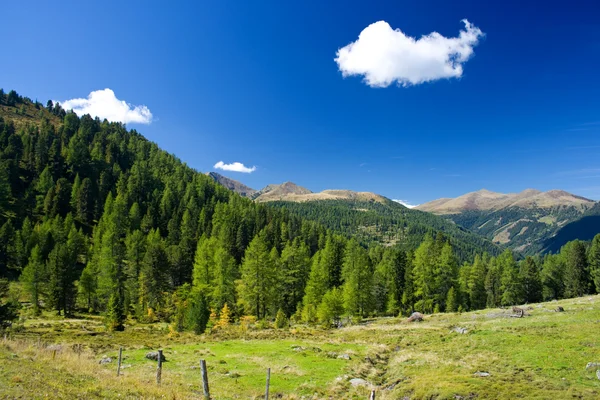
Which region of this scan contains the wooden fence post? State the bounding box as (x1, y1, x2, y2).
(156, 349, 163, 385)
(117, 347, 123, 376)
(265, 367, 271, 400)
(369, 389, 375, 400)
(200, 359, 210, 399)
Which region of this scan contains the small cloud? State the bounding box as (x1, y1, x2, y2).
(335, 19, 484, 87)
(359, 162, 368, 167)
(214, 161, 256, 173)
(58, 88, 153, 124)
(393, 199, 419, 208)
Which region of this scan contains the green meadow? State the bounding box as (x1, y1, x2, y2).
(2, 295, 599, 399)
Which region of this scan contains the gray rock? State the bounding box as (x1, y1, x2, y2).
(291, 345, 306, 351)
(474, 371, 490, 377)
(451, 327, 468, 334)
(586, 362, 600, 370)
(349, 378, 370, 387)
(407, 312, 424, 322)
(556, 306, 565, 312)
(337, 353, 351, 360)
(99, 356, 113, 364)
(145, 351, 166, 362)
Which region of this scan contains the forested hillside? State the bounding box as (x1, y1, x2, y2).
(267, 199, 500, 261)
(0, 88, 598, 335)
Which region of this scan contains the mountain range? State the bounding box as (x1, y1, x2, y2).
(208, 173, 600, 255)
(417, 188, 596, 254)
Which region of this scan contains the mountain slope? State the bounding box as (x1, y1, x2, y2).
(541, 202, 600, 252)
(265, 197, 501, 262)
(417, 189, 595, 254)
(253, 181, 312, 201)
(206, 172, 257, 198)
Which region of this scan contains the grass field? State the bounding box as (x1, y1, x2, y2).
(1, 295, 599, 399)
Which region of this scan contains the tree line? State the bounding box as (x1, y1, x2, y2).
(0, 90, 598, 333)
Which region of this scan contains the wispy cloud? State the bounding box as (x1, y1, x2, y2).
(59, 88, 153, 124)
(214, 161, 256, 173)
(393, 199, 419, 208)
(335, 19, 484, 87)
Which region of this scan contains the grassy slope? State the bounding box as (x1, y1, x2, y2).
(2, 295, 599, 399)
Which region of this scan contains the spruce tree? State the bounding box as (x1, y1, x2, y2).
(562, 240, 589, 298)
(186, 290, 210, 334)
(238, 233, 275, 319)
(341, 239, 372, 316)
(588, 234, 600, 293)
(541, 254, 565, 300)
(468, 255, 488, 310)
(20, 245, 45, 315)
(500, 250, 523, 306)
(520, 256, 542, 303)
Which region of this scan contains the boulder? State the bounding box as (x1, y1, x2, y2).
(145, 351, 166, 362)
(349, 378, 370, 387)
(99, 356, 113, 365)
(407, 312, 424, 322)
(556, 306, 565, 312)
(337, 353, 351, 360)
(585, 362, 600, 370)
(474, 371, 490, 377)
(451, 326, 468, 334)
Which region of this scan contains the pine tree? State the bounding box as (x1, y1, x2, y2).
(435, 243, 457, 311)
(317, 287, 345, 327)
(341, 239, 372, 316)
(279, 238, 310, 316)
(541, 254, 565, 300)
(468, 255, 488, 310)
(106, 292, 125, 331)
(76, 178, 94, 224)
(140, 229, 170, 312)
(562, 240, 589, 298)
(46, 243, 77, 316)
(446, 286, 458, 312)
(237, 233, 276, 319)
(125, 230, 145, 316)
(412, 234, 436, 313)
(20, 245, 45, 315)
(500, 250, 523, 306)
(484, 257, 503, 307)
(186, 289, 210, 334)
(275, 308, 288, 329)
(302, 250, 328, 320)
(588, 234, 600, 293)
(0, 220, 16, 277)
(520, 256, 542, 303)
(211, 247, 237, 312)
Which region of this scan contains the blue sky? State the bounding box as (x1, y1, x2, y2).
(3, 0, 600, 205)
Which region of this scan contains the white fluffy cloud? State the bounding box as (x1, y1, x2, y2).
(393, 199, 418, 209)
(59, 89, 153, 124)
(335, 19, 484, 87)
(214, 161, 256, 173)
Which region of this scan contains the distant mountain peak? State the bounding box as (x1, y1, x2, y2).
(206, 172, 257, 198)
(417, 188, 594, 214)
